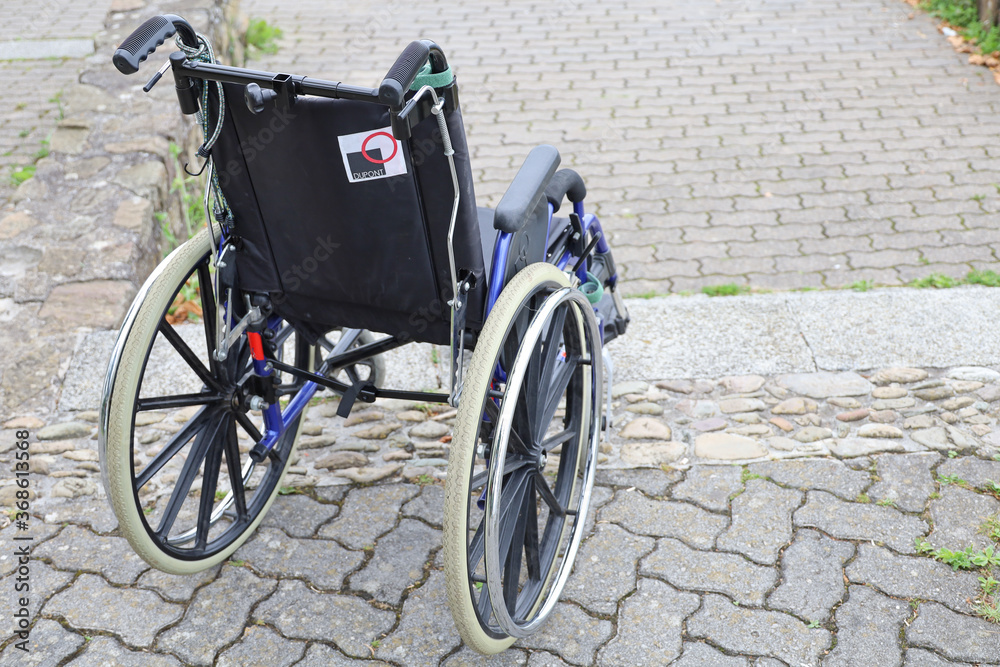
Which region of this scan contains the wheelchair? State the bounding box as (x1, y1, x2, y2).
(101, 14, 629, 653)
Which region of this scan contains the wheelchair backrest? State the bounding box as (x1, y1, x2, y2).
(210, 80, 485, 345)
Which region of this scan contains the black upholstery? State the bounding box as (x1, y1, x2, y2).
(209, 81, 485, 345)
(493, 145, 561, 234)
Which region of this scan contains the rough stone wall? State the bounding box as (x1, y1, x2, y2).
(0, 0, 244, 417)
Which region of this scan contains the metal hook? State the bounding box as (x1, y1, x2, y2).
(183, 159, 208, 177)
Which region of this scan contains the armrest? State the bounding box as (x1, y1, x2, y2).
(493, 144, 561, 234)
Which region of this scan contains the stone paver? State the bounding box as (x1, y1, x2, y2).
(599, 490, 728, 548)
(927, 485, 1000, 551)
(563, 523, 654, 615)
(156, 565, 277, 665)
(717, 478, 802, 564)
(906, 602, 1000, 663)
(795, 490, 928, 553)
(869, 453, 939, 512)
(350, 518, 439, 604)
(235, 527, 363, 591)
(376, 571, 460, 666)
(255, 579, 396, 658)
(825, 585, 911, 667)
(595, 578, 699, 666)
(767, 528, 854, 623)
(45, 573, 183, 648)
(641, 537, 777, 607)
(847, 543, 982, 613)
(687, 594, 832, 666)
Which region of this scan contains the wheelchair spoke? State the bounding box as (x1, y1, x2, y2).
(502, 477, 532, 615)
(470, 456, 532, 490)
(196, 262, 217, 373)
(135, 406, 215, 489)
(533, 307, 568, 440)
(538, 353, 579, 433)
(497, 468, 532, 576)
(223, 417, 247, 521)
(137, 393, 223, 411)
(524, 485, 541, 581)
(195, 416, 227, 549)
(540, 428, 575, 454)
(159, 321, 223, 393)
(233, 410, 263, 443)
(155, 415, 223, 538)
(468, 517, 486, 572)
(533, 471, 565, 517)
(484, 396, 532, 457)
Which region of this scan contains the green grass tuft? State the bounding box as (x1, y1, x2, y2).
(246, 19, 283, 56)
(702, 283, 747, 297)
(911, 273, 959, 289)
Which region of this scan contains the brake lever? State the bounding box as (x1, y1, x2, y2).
(143, 60, 171, 93)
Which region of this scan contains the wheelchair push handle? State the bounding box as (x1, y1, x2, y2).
(112, 14, 199, 74)
(378, 39, 449, 110)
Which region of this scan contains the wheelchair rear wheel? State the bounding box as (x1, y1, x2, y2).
(444, 263, 602, 653)
(100, 228, 313, 574)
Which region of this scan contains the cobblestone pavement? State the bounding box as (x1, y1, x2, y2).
(242, 0, 1000, 295)
(4, 366, 1000, 665)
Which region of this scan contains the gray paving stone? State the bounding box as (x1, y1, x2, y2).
(402, 484, 445, 527)
(641, 537, 777, 607)
(927, 485, 1000, 551)
(157, 565, 277, 665)
(375, 571, 459, 666)
(937, 457, 1000, 490)
(825, 585, 910, 667)
(135, 565, 220, 603)
(767, 529, 854, 623)
(671, 465, 743, 511)
(259, 493, 340, 537)
(0, 619, 82, 667)
(717, 479, 802, 565)
(1, 561, 71, 621)
(794, 490, 927, 554)
(687, 594, 831, 667)
(673, 643, 749, 666)
(256, 579, 395, 658)
(525, 652, 572, 667)
(295, 643, 392, 666)
(37, 498, 119, 534)
(906, 601, 1000, 663)
(215, 625, 306, 667)
(749, 459, 870, 500)
(599, 489, 728, 549)
(594, 467, 682, 496)
(442, 647, 528, 666)
(0, 522, 61, 576)
(45, 573, 183, 648)
(65, 637, 182, 666)
(595, 578, 699, 666)
(520, 601, 614, 666)
(869, 453, 939, 512)
(33, 525, 148, 584)
(351, 518, 439, 604)
(904, 648, 994, 666)
(846, 544, 982, 613)
(318, 483, 419, 549)
(563, 523, 654, 615)
(234, 527, 363, 591)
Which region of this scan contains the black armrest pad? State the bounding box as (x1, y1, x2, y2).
(494, 144, 561, 234)
(545, 169, 587, 213)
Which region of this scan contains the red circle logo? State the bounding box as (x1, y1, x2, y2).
(361, 131, 398, 164)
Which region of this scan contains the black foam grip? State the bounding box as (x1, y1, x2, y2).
(545, 169, 587, 213)
(379, 40, 430, 109)
(113, 15, 176, 74)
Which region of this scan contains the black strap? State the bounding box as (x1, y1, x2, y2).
(337, 379, 370, 418)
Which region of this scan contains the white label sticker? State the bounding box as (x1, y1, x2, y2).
(337, 126, 407, 183)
